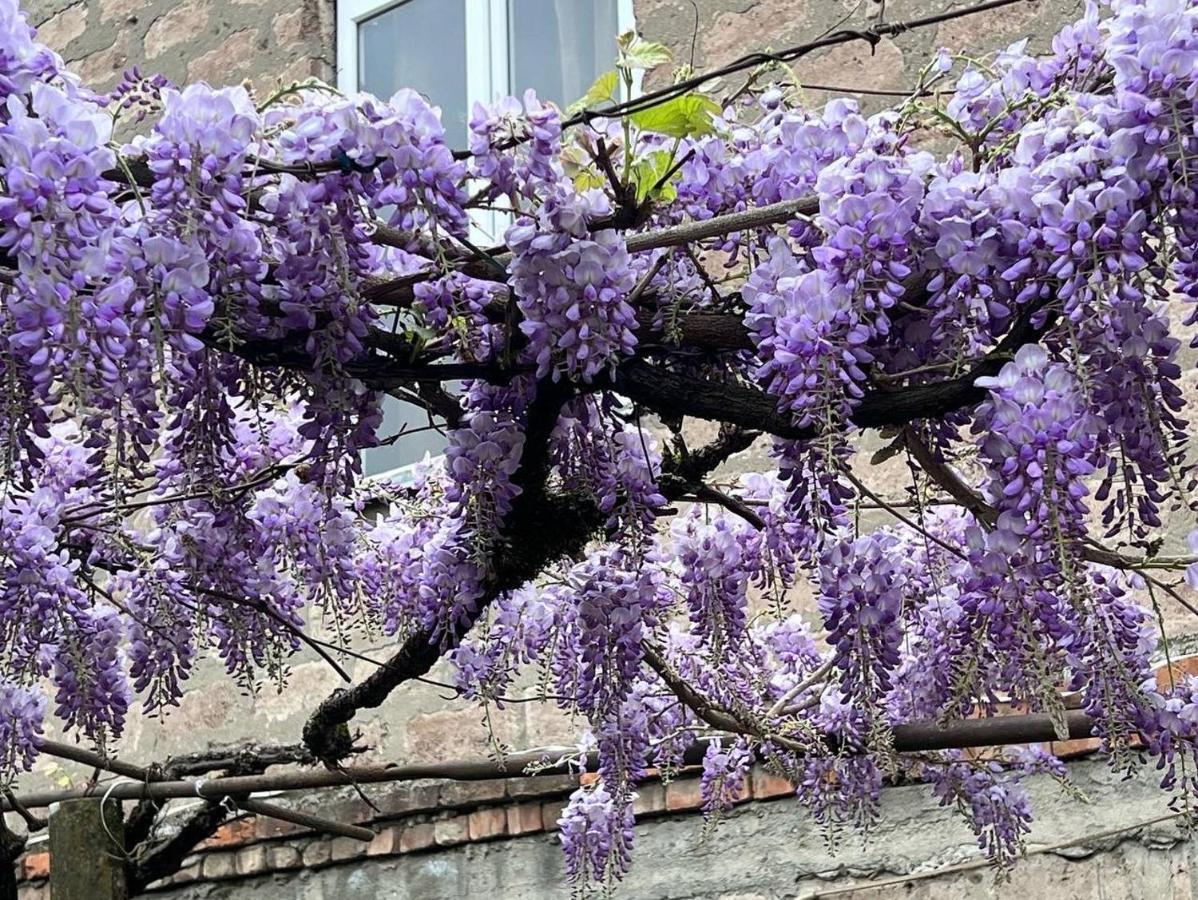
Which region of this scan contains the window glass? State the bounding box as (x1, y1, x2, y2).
(358, 0, 470, 144)
(508, 0, 620, 107)
(363, 393, 450, 477)
(355, 0, 623, 476)
(358, 0, 465, 476)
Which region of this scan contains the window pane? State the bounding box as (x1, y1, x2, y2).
(508, 0, 620, 108)
(358, 0, 469, 145)
(357, 1, 462, 476)
(362, 393, 449, 477)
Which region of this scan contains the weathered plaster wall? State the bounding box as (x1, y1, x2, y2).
(124, 755, 1198, 899)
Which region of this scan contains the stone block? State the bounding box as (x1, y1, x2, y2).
(187, 30, 260, 85)
(433, 816, 469, 847)
(200, 851, 237, 880)
(373, 780, 442, 817)
(34, 2, 87, 51)
(145, 0, 209, 59)
(300, 839, 331, 868)
(438, 779, 506, 809)
(329, 835, 366, 862)
(265, 843, 302, 870)
(505, 774, 577, 801)
(234, 844, 268, 877)
(404, 708, 520, 765)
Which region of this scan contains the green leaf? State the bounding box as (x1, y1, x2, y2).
(630, 94, 721, 138)
(632, 150, 680, 203)
(617, 31, 673, 71)
(567, 70, 619, 115)
(573, 169, 608, 192)
(870, 436, 905, 466)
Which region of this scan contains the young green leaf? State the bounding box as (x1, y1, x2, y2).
(633, 150, 681, 203)
(630, 94, 721, 138)
(617, 31, 673, 71)
(567, 70, 620, 115)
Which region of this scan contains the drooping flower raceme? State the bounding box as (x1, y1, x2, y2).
(507, 183, 638, 382)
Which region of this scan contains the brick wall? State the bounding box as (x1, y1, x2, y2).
(638, 0, 1085, 102)
(24, 0, 332, 91)
(16, 743, 1198, 899)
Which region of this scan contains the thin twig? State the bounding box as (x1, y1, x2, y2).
(767, 658, 834, 719)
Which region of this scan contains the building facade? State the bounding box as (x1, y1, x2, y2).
(14, 0, 1198, 897)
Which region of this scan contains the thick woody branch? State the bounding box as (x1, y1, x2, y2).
(644, 641, 1096, 758)
(301, 382, 603, 766)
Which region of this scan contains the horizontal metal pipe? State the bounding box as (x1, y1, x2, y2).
(7, 712, 1095, 813)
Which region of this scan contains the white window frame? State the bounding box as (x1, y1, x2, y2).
(338, 0, 636, 485)
(336, 0, 636, 100)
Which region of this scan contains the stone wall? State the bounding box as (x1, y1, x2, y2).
(26, 0, 1087, 99)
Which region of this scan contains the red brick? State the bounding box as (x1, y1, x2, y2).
(1046, 736, 1103, 760)
(21, 852, 48, 880)
(541, 800, 568, 831)
(750, 769, 794, 800)
(1156, 655, 1198, 691)
(398, 822, 436, 854)
(506, 803, 543, 835)
(467, 807, 508, 841)
(200, 818, 256, 849)
(434, 816, 469, 847)
(367, 826, 400, 857)
(254, 814, 307, 840)
(665, 778, 704, 812)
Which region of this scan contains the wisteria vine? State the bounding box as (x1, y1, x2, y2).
(2, 0, 1198, 892)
